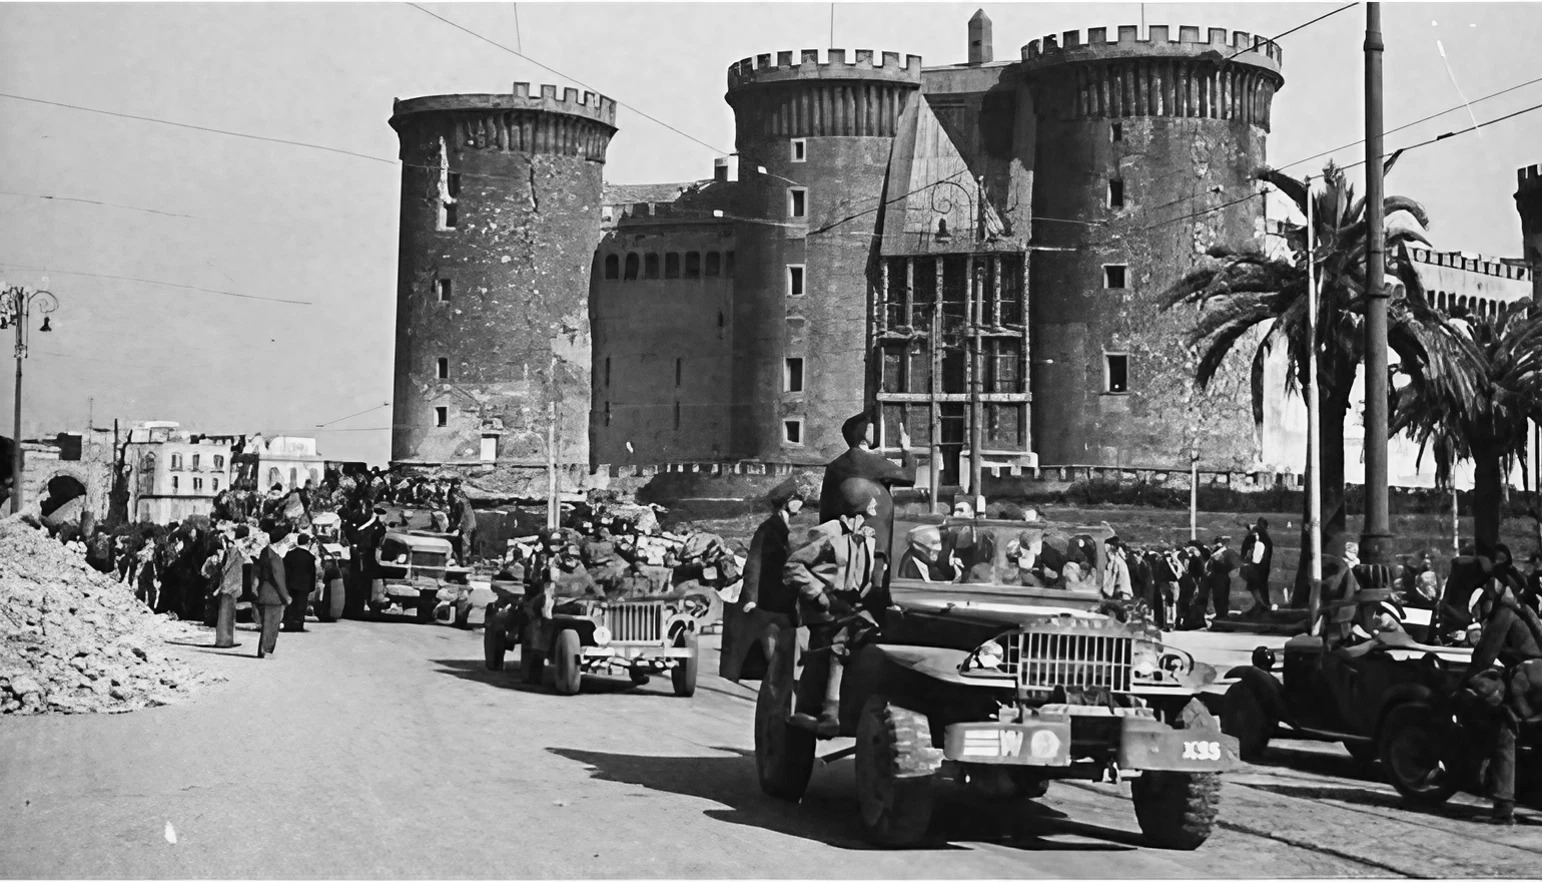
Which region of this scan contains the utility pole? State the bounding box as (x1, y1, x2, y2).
(1306, 176, 1323, 591)
(1360, 1, 1393, 567)
(1, 284, 59, 514)
(546, 352, 559, 530)
(967, 176, 987, 513)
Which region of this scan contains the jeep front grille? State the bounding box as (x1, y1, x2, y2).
(1013, 631, 1132, 692)
(608, 602, 664, 644)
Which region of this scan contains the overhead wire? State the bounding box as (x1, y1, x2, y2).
(0, 190, 198, 220)
(0, 263, 312, 305)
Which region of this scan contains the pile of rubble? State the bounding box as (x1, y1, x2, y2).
(0, 518, 222, 715)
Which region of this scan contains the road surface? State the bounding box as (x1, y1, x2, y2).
(1, 614, 1537, 879)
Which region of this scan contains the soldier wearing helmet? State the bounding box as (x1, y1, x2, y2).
(818, 411, 916, 588)
(784, 477, 885, 736)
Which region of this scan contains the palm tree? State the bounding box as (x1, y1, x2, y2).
(1161, 160, 1477, 606)
(1393, 300, 1542, 552)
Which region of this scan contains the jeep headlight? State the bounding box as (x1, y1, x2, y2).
(1132, 640, 1194, 685)
(961, 638, 1011, 676)
(593, 626, 612, 646)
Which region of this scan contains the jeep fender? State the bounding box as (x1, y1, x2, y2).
(863, 644, 1006, 690)
(1223, 666, 1288, 725)
(1372, 683, 1434, 742)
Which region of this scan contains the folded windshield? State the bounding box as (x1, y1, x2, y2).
(891, 517, 1113, 594)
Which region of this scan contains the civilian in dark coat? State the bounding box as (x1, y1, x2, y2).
(255, 526, 293, 658)
(1239, 518, 1276, 615)
(818, 412, 916, 579)
(282, 533, 318, 632)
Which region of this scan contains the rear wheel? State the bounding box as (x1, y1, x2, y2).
(672, 630, 699, 697)
(552, 629, 583, 695)
(754, 650, 814, 801)
(1221, 681, 1275, 761)
(1380, 702, 1459, 806)
(854, 695, 938, 848)
(483, 607, 507, 672)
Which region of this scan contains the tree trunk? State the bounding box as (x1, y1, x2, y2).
(1292, 390, 1352, 607)
(1473, 440, 1503, 554)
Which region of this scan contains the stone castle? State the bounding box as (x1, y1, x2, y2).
(383, 12, 1535, 497)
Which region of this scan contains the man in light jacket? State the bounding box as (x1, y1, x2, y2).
(202, 525, 250, 648)
(255, 525, 293, 658)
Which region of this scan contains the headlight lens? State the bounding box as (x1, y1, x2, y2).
(593, 626, 612, 646)
(961, 638, 1010, 675)
(1132, 640, 1194, 684)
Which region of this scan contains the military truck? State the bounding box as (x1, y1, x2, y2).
(370, 531, 472, 623)
(730, 515, 1238, 849)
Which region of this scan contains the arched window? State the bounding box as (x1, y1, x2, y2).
(138, 453, 156, 496)
(705, 252, 721, 277)
(623, 253, 639, 281)
(213, 455, 225, 470)
(268, 467, 281, 488)
(170, 453, 182, 471)
(644, 253, 660, 279)
(685, 252, 701, 278)
(664, 253, 681, 279)
(171, 476, 179, 494)
(289, 467, 298, 488)
(604, 254, 620, 280)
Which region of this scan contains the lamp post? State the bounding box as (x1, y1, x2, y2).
(1, 283, 59, 514)
(1361, 1, 1393, 567)
(932, 175, 990, 511)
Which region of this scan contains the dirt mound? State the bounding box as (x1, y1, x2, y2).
(0, 517, 223, 715)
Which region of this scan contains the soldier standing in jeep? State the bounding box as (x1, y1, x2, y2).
(818, 411, 915, 584)
(785, 477, 884, 737)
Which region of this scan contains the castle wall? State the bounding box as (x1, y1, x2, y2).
(725, 50, 923, 462)
(389, 85, 616, 474)
(1519, 164, 1542, 302)
(590, 222, 736, 464)
(1023, 25, 1282, 471)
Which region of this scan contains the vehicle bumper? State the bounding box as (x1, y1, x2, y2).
(580, 645, 692, 662)
(942, 716, 1240, 772)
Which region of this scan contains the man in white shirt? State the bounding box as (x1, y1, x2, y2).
(1102, 537, 1133, 601)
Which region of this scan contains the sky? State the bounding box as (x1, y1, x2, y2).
(1, 1, 1539, 464)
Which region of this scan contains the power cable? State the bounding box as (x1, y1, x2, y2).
(405, 3, 732, 158)
(0, 190, 198, 220)
(0, 92, 394, 165)
(1278, 73, 1542, 171)
(1338, 100, 1542, 172)
(315, 402, 392, 428)
(1222, 3, 1356, 61)
(0, 263, 312, 305)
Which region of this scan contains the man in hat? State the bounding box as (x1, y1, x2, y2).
(254, 524, 293, 658)
(346, 503, 388, 618)
(1198, 535, 1242, 625)
(282, 533, 318, 632)
(819, 412, 915, 586)
(786, 478, 884, 736)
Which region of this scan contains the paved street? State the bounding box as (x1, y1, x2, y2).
(2, 617, 1539, 879)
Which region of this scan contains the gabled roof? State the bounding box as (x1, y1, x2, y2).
(879, 96, 1012, 256)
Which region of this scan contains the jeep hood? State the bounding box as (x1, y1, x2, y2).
(891, 582, 1104, 629)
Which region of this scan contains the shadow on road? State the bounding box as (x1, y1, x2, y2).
(548, 746, 1137, 853)
(1247, 781, 1542, 823)
(1250, 745, 1378, 782)
(430, 658, 648, 696)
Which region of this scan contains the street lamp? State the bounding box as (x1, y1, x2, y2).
(1, 283, 60, 514)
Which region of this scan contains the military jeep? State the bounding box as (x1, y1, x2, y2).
(483, 589, 704, 697)
(735, 515, 1239, 850)
(370, 531, 472, 624)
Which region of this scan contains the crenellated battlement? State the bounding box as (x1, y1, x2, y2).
(1022, 25, 1282, 74)
(727, 48, 924, 92)
(1520, 164, 1542, 190)
(391, 83, 617, 128)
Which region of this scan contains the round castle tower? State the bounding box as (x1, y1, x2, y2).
(389, 85, 616, 479)
(1518, 163, 1542, 303)
(1022, 26, 1283, 470)
(724, 49, 923, 461)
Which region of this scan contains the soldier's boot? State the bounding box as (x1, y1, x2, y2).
(813, 663, 844, 738)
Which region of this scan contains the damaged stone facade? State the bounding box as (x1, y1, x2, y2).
(1519, 164, 1542, 303)
(388, 87, 616, 487)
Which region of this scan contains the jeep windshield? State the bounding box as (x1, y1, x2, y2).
(889, 516, 1114, 600)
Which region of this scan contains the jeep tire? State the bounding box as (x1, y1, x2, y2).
(629, 667, 651, 686)
(552, 629, 583, 695)
(1380, 702, 1459, 806)
(672, 630, 699, 697)
(1132, 771, 1221, 850)
(1221, 681, 1275, 761)
(415, 591, 436, 624)
(754, 648, 814, 801)
(854, 695, 937, 848)
(483, 608, 507, 672)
